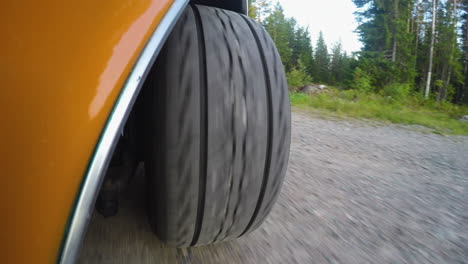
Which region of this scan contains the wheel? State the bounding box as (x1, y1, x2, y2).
(143, 4, 291, 247)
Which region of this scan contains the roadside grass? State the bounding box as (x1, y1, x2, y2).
(290, 89, 468, 135)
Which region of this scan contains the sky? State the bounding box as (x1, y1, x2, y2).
(277, 0, 362, 53)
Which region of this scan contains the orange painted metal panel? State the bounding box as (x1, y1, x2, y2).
(0, 0, 173, 262)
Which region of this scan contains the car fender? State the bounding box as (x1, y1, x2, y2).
(0, 0, 187, 263)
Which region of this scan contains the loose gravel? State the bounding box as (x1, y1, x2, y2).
(79, 112, 468, 264)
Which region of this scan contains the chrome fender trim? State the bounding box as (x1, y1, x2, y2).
(58, 0, 189, 263)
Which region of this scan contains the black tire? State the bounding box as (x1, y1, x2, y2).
(144, 4, 291, 247)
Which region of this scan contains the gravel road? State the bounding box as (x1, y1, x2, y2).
(79, 111, 468, 264)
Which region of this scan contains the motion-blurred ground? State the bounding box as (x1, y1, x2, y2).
(79, 111, 468, 264)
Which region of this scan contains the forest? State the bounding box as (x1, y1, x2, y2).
(248, 0, 468, 134)
(250, 0, 468, 102)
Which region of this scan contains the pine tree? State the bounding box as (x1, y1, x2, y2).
(250, 0, 467, 103)
(415, 0, 433, 93)
(330, 41, 344, 85)
(248, 0, 272, 22)
(425, 0, 437, 97)
(292, 26, 315, 76)
(315, 31, 330, 83)
(458, 0, 468, 103)
(433, 0, 463, 101)
(353, 0, 416, 87)
(264, 3, 294, 71)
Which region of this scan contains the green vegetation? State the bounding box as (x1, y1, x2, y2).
(290, 90, 468, 135)
(286, 61, 312, 88)
(248, 0, 468, 134)
(351, 67, 374, 93)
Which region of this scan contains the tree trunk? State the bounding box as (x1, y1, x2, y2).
(425, 0, 437, 98)
(464, 59, 468, 102)
(464, 7, 468, 102)
(439, 64, 448, 102)
(408, 0, 412, 33)
(441, 0, 457, 102)
(442, 70, 452, 101)
(392, 0, 399, 63)
(414, 2, 420, 72)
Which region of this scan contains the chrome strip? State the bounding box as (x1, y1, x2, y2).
(58, 0, 189, 263)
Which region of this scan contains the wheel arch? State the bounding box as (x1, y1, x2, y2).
(58, 0, 189, 263)
(61, 1, 247, 262)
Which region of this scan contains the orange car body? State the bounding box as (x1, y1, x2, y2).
(0, 0, 180, 262)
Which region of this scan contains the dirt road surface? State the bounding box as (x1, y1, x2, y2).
(78, 111, 468, 264)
